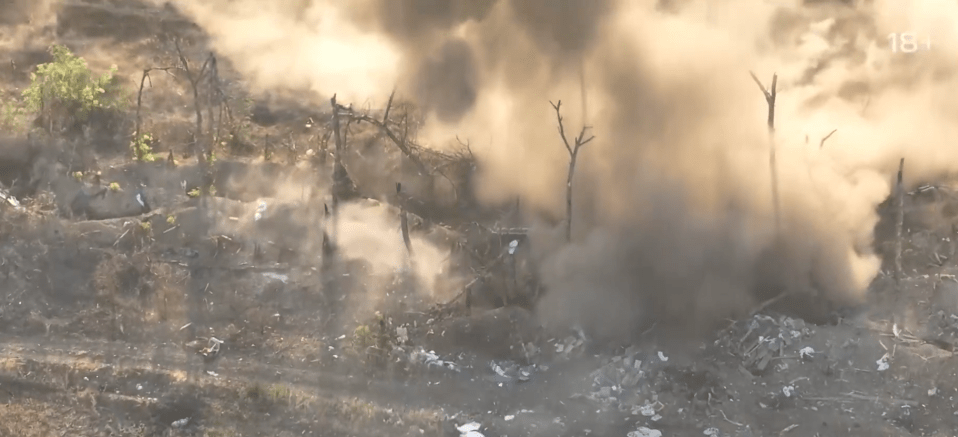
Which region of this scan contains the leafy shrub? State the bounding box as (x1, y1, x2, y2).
(0, 98, 25, 131)
(130, 132, 156, 162)
(21, 44, 126, 132)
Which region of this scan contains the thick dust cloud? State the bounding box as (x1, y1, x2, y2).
(169, 0, 958, 342)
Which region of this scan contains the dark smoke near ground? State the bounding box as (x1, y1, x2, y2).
(172, 0, 958, 347)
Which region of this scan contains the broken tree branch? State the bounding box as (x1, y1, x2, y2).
(819, 129, 837, 149)
(550, 100, 595, 242)
(340, 101, 430, 175)
(397, 182, 413, 256)
(750, 71, 781, 236)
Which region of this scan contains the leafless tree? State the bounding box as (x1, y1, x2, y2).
(550, 100, 594, 242)
(133, 66, 175, 161)
(750, 71, 781, 235)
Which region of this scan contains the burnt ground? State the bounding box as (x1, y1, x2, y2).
(1, 1, 958, 437)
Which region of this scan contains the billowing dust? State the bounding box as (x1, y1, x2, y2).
(162, 0, 958, 341)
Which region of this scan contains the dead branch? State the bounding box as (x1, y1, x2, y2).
(397, 182, 413, 256)
(383, 87, 396, 125)
(895, 157, 905, 289)
(174, 39, 215, 196)
(819, 129, 837, 149)
(550, 100, 594, 242)
(750, 71, 781, 235)
(339, 97, 430, 175)
(133, 66, 176, 161)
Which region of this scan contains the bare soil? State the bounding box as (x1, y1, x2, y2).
(2, 2, 958, 437)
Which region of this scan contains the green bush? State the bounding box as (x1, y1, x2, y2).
(0, 98, 25, 130)
(21, 44, 126, 132)
(130, 132, 156, 162)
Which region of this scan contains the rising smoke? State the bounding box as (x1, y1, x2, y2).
(170, 0, 958, 343)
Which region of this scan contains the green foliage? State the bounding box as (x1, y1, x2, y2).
(108, 182, 120, 191)
(0, 98, 25, 131)
(352, 324, 374, 350)
(21, 44, 126, 131)
(130, 132, 156, 162)
(187, 185, 216, 198)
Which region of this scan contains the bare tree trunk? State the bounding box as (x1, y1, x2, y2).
(330, 95, 344, 249)
(550, 100, 595, 243)
(894, 158, 905, 290)
(565, 153, 577, 242)
(750, 71, 781, 235)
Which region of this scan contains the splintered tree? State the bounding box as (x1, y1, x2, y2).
(750, 71, 781, 235)
(550, 100, 594, 242)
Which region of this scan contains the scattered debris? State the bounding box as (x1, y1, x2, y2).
(412, 348, 458, 371)
(876, 354, 890, 371)
(0, 187, 21, 209)
(262, 272, 289, 283)
(254, 201, 267, 221)
(456, 421, 484, 437)
(489, 360, 536, 385)
(554, 335, 586, 360)
(628, 427, 663, 437)
(171, 417, 190, 428)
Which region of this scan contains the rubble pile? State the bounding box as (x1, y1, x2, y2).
(719, 314, 816, 375)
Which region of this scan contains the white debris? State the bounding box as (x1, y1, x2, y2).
(457, 422, 484, 437)
(783, 386, 795, 397)
(929, 387, 937, 396)
(254, 201, 267, 221)
(703, 427, 721, 436)
(657, 351, 669, 362)
(877, 354, 890, 371)
(413, 348, 458, 371)
(504, 415, 515, 421)
(651, 414, 662, 422)
(638, 403, 657, 417)
(508, 240, 519, 255)
(0, 188, 21, 209)
(262, 272, 289, 283)
(171, 417, 190, 428)
(396, 326, 409, 344)
(628, 427, 662, 437)
(799, 346, 815, 359)
(135, 193, 145, 207)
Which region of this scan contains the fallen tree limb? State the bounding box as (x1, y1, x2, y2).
(339, 98, 430, 175)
